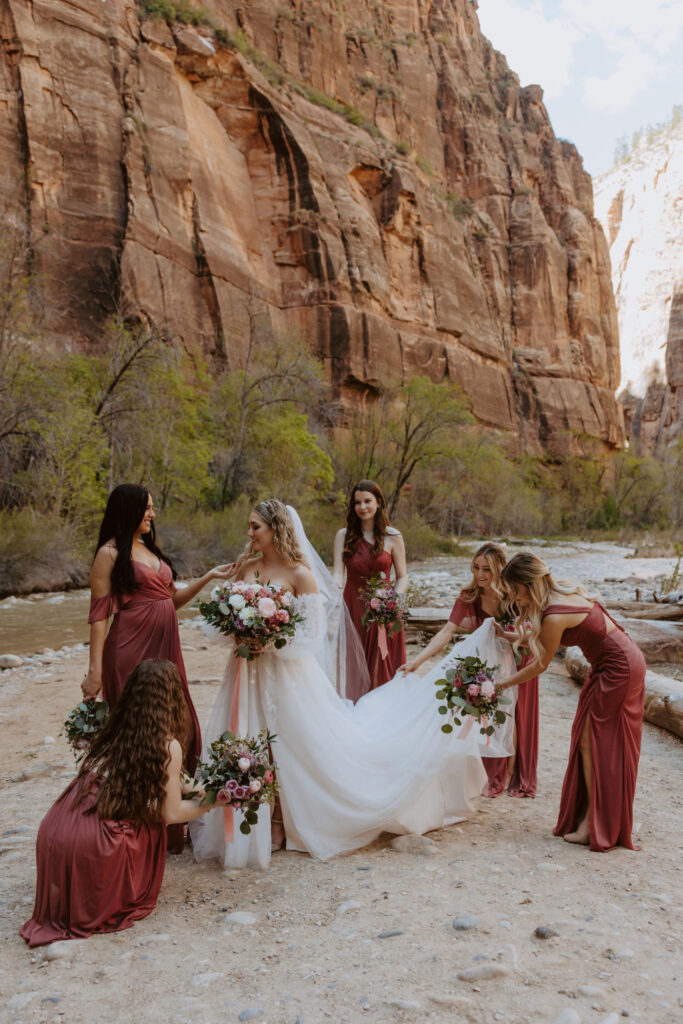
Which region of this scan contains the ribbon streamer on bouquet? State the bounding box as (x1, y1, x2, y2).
(223, 657, 246, 843)
(482, 715, 490, 748)
(457, 717, 474, 739)
(377, 625, 389, 660)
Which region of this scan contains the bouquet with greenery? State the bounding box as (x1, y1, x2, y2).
(62, 699, 109, 763)
(434, 655, 511, 736)
(199, 578, 304, 660)
(194, 729, 278, 835)
(495, 606, 525, 667)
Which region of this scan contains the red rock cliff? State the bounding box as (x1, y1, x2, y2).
(0, 0, 623, 450)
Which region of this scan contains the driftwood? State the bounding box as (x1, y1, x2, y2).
(564, 647, 683, 741)
(605, 600, 683, 621)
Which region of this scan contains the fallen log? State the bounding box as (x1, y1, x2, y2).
(605, 600, 683, 621)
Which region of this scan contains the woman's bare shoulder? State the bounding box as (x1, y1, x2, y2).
(385, 526, 400, 536)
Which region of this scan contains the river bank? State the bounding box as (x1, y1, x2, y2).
(0, 624, 681, 1024)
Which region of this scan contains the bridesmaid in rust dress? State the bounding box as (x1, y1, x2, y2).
(22, 660, 211, 946)
(498, 553, 646, 852)
(333, 480, 407, 696)
(81, 484, 229, 850)
(401, 543, 539, 799)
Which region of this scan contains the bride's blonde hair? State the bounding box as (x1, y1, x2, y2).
(232, 499, 308, 577)
(500, 552, 595, 664)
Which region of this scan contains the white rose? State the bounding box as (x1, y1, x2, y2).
(238, 757, 251, 771)
(240, 607, 256, 623)
(257, 597, 277, 618)
(210, 585, 221, 601)
(480, 679, 495, 698)
(229, 594, 246, 610)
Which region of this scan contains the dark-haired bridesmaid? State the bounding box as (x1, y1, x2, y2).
(81, 484, 229, 850)
(22, 660, 212, 946)
(333, 480, 407, 697)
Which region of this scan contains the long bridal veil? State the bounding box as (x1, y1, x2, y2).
(286, 505, 371, 701)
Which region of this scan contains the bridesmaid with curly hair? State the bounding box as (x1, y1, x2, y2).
(401, 542, 539, 798)
(333, 480, 407, 697)
(21, 660, 212, 946)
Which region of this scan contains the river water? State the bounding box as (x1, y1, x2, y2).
(0, 540, 679, 657)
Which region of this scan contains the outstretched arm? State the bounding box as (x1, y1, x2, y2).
(391, 533, 408, 595)
(333, 529, 346, 588)
(399, 620, 458, 673)
(172, 564, 234, 609)
(162, 740, 210, 825)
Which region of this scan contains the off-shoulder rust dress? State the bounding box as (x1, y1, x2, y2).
(545, 603, 645, 851)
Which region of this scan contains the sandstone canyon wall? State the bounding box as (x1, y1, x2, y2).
(594, 119, 683, 453)
(0, 0, 623, 451)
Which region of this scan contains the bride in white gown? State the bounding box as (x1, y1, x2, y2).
(190, 501, 516, 869)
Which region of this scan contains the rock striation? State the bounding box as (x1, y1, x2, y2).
(0, 0, 623, 450)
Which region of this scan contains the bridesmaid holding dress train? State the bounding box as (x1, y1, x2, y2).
(81, 484, 229, 851)
(22, 660, 211, 946)
(497, 553, 646, 852)
(333, 480, 407, 697)
(401, 542, 539, 798)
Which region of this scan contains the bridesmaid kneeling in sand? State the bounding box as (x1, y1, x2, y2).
(21, 660, 212, 947)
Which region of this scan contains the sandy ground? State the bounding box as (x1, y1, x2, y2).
(0, 620, 681, 1024)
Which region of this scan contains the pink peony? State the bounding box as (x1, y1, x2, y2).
(216, 788, 232, 805)
(467, 683, 480, 698)
(75, 738, 90, 750)
(263, 770, 274, 784)
(275, 609, 290, 624)
(369, 597, 381, 610)
(480, 679, 495, 698)
(258, 587, 272, 599)
(249, 779, 262, 793)
(257, 597, 277, 618)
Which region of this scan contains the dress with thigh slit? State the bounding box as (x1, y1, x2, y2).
(545, 603, 646, 852)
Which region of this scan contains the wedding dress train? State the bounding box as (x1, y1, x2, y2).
(190, 610, 515, 868)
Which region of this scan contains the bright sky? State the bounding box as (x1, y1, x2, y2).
(476, 0, 683, 176)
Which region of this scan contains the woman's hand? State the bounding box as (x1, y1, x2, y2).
(81, 669, 102, 699)
(210, 563, 235, 581)
(398, 659, 420, 674)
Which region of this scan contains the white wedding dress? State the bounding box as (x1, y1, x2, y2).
(190, 606, 516, 868)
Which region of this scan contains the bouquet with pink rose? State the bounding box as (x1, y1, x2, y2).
(359, 572, 406, 660)
(434, 655, 511, 737)
(199, 575, 304, 660)
(62, 699, 109, 764)
(192, 728, 278, 835)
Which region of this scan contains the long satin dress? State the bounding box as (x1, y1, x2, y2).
(21, 776, 166, 946)
(88, 559, 200, 852)
(547, 603, 646, 852)
(449, 593, 539, 798)
(344, 539, 406, 691)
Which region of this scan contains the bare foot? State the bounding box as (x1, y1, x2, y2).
(563, 820, 590, 845)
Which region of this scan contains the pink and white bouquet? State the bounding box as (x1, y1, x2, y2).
(62, 699, 109, 763)
(360, 572, 406, 658)
(199, 578, 304, 660)
(434, 655, 511, 736)
(194, 729, 278, 835)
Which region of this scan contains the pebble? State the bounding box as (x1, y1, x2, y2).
(386, 999, 421, 1010)
(598, 1016, 620, 1024)
(192, 971, 223, 986)
(42, 940, 86, 960)
(42, 736, 56, 744)
(378, 929, 405, 939)
(535, 926, 560, 940)
(238, 1009, 263, 1022)
(390, 834, 437, 855)
(453, 914, 480, 931)
(428, 993, 476, 1010)
(8, 992, 40, 1010)
(223, 911, 257, 925)
(552, 1012, 582, 1024)
(577, 985, 606, 998)
(336, 900, 361, 915)
(11, 762, 53, 783)
(536, 862, 566, 872)
(0, 653, 23, 668)
(41, 995, 62, 1005)
(457, 964, 511, 981)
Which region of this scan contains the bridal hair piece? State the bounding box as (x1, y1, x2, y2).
(286, 506, 372, 702)
(501, 552, 596, 664)
(232, 499, 309, 574)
